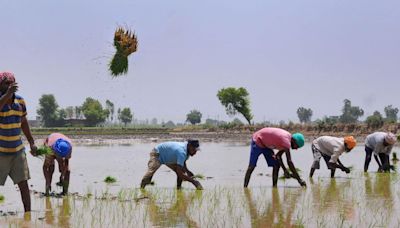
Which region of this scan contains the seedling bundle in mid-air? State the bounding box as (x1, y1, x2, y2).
(109, 27, 138, 77)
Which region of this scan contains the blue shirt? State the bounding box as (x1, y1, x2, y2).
(0, 93, 27, 155)
(155, 142, 188, 166)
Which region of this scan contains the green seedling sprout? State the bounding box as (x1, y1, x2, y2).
(104, 176, 117, 184)
(35, 146, 53, 157)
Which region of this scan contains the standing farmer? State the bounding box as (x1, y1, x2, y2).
(43, 133, 72, 196)
(0, 72, 37, 212)
(244, 127, 306, 188)
(309, 136, 356, 178)
(364, 132, 397, 172)
(141, 140, 203, 190)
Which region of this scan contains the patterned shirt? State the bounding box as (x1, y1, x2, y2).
(0, 94, 27, 155)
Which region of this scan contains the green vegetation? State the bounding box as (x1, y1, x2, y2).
(384, 105, 399, 123)
(366, 111, 384, 129)
(193, 174, 205, 180)
(0, 194, 4, 202)
(297, 107, 313, 123)
(81, 97, 108, 127)
(279, 168, 302, 179)
(186, 109, 202, 125)
(118, 107, 133, 126)
(340, 99, 364, 124)
(104, 176, 117, 184)
(36, 146, 53, 157)
(37, 94, 64, 127)
(109, 27, 138, 77)
(217, 87, 253, 125)
(1, 173, 399, 227)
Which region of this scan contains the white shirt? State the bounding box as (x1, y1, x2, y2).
(313, 136, 345, 163)
(365, 132, 393, 155)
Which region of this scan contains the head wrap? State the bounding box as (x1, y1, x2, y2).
(52, 138, 72, 157)
(0, 72, 15, 83)
(385, 133, 397, 145)
(292, 133, 305, 148)
(344, 136, 357, 150)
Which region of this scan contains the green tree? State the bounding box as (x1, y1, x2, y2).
(37, 94, 59, 127)
(366, 111, 384, 129)
(81, 98, 108, 126)
(339, 99, 364, 123)
(186, 110, 202, 125)
(118, 107, 133, 126)
(106, 100, 115, 122)
(384, 105, 399, 123)
(296, 107, 313, 123)
(217, 87, 253, 125)
(75, 106, 82, 119)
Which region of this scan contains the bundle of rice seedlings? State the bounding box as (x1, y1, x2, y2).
(109, 27, 138, 77)
(193, 174, 205, 180)
(279, 168, 302, 179)
(104, 176, 117, 184)
(35, 146, 53, 157)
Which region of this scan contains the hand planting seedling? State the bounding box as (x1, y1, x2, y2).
(35, 146, 53, 157)
(279, 168, 302, 179)
(193, 174, 205, 180)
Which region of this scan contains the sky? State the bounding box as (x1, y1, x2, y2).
(1, 0, 399, 123)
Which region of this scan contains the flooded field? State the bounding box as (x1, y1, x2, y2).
(1, 142, 400, 227)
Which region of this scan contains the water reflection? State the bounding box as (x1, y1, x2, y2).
(146, 190, 201, 228)
(310, 179, 354, 222)
(364, 173, 393, 226)
(244, 188, 303, 227)
(44, 197, 71, 228)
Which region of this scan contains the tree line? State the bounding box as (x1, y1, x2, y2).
(36, 88, 399, 128)
(37, 94, 133, 127)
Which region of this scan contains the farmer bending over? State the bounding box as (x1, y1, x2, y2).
(244, 127, 306, 188)
(309, 136, 356, 178)
(141, 140, 203, 190)
(43, 133, 72, 196)
(364, 132, 397, 172)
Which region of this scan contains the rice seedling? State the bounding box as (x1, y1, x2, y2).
(0, 194, 4, 202)
(193, 174, 205, 180)
(279, 168, 302, 179)
(35, 146, 53, 157)
(104, 176, 117, 184)
(109, 27, 138, 77)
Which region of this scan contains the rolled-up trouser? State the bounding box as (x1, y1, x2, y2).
(141, 150, 161, 185)
(311, 144, 332, 169)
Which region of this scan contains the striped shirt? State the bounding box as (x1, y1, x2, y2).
(0, 94, 27, 155)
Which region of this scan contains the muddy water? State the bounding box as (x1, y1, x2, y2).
(0, 142, 400, 227)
